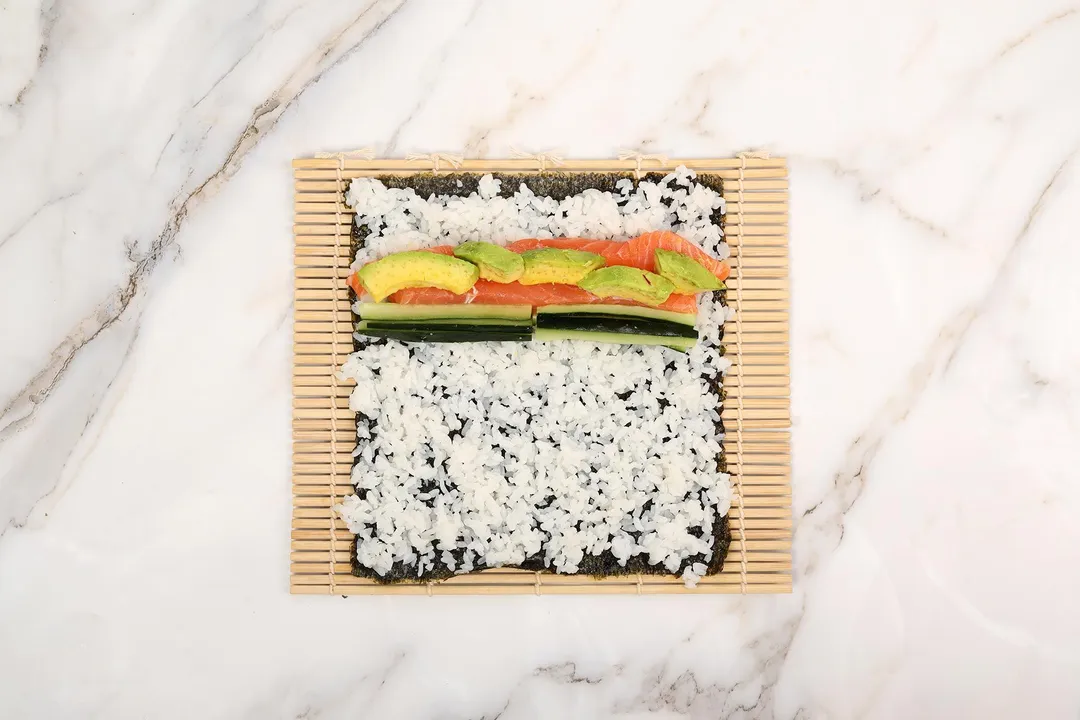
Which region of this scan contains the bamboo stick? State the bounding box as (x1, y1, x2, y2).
(294, 166, 785, 181)
(292, 156, 786, 171)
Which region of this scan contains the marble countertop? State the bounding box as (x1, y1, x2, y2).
(2, 1, 1079, 718)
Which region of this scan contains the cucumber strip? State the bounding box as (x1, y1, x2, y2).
(536, 303, 697, 326)
(356, 322, 532, 343)
(533, 328, 697, 351)
(535, 313, 698, 339)
(363, 320, 533, 333)
(363, 317, 532, 328)
(356, 303, 534, 321)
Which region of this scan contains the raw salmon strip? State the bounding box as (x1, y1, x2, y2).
(610, 231, 730, 281)
(506, 237, 625, 263)
(351, 235, 723, 312)
(391, 282, 698, 314)
(509, 233, 729, 281)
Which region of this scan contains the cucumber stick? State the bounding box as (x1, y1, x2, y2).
(533, 328, 697, 351)
(362, 320, 531, 333)
(535, 313, 698, 339)
(356, 325, 531, 343)
(356, 303, 533, 321)
(536, 304, 697, 326)
(364, 318, 532, 328)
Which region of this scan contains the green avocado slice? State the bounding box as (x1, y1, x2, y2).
(654, 249, 725, 293)
(577, 266, 675, 307)
(356, 251, 480, 302)
(452, 242, 525, 283)
(518, 248, 605, 285)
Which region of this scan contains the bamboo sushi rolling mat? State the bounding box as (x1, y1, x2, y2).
(291, 155, 791, 595)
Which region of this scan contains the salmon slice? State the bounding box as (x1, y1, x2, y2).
(392, 281, 698, 314)
(388, 241, 696, 310)
(352, 236, 722, 311)
(613, 231, 730, 281)
(509, 233, 729, 281)
(507, 237, 625, 263)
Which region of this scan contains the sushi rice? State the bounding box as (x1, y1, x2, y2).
(337, 167, 733, 587)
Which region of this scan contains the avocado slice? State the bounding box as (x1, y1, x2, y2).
(654, 249, 725, 293)
(452, 242, 525, 283)
(518, 248, 605, 285)
(577, 266, 675, 307)
(356, 251, 480, 302)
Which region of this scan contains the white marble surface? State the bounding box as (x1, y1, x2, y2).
(2, 0, 1079, 717)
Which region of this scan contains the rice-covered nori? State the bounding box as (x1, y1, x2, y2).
(347, 171, 728, 583)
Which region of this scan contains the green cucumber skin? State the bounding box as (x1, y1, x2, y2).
(536, 303, 697, 326)
(356, 327, 532, 343)
(356, 303, 533, 321)
(533, 328, 697, 351)
(361, 302, 699, 326)
(363, 317, 532, 328)
(363, 320, 532, 333)
(535, 313, 698, 339)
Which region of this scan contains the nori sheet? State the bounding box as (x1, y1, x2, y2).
(347, 170, 729, 583)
